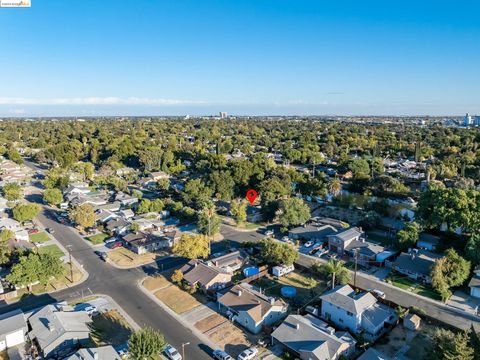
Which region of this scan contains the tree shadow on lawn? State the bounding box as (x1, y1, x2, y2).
(89, 310, 132, 346)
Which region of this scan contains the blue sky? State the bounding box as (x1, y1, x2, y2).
(0, 0, 479, 116)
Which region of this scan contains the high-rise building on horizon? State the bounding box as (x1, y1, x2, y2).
(219, 112, 228, 119)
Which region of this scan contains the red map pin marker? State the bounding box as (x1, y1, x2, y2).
(246, 189, 257, 204)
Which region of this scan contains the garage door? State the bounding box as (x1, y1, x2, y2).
(6, 330, 24, 347)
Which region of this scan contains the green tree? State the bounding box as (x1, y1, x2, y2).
(198, 202, 220, 237)
(69, 203, 95, 230)
(328, 178, 342, 197)
(230, 199, 247, 224)
(396, 222, 420, 251)
(182, 179, 213, 209)
(260, 238, 299, 266)
(0, 229, 13, 242)
(465, 233, 480, 265)
(156, 178, 170, 191)
(6, 148, 23, 164)
(277, 197, 311, 227)
(431, 249, 471, 302)
(43, 188, 63, 206)
(128, 327, 166, 360)
(0, 243, 11, 265)
(2, 183, 23, 201)
(172, 233, 210, 259)
(12, 203, 40, 222)
(6, 252, 64, 292)
(171, 269, 183, 284)
(316, 259, 350, 289)
(428, 328, 474, 360)
(348, 158, 371, 179)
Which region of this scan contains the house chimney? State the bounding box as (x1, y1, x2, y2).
(237, 290, 242, 297)
(270, 297, 275, 305)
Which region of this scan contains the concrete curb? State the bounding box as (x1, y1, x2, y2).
(137, 277, 218, 350)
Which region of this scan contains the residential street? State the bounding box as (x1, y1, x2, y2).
(221, 225, 480, 331)
(0, 198, 211, 360)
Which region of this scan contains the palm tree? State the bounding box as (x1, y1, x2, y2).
(318, 259, 350, 289)
(328, 178, 342, 197)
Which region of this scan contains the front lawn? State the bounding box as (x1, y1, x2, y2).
(154, 284, 201, 314)
(90, 310, 133, 346)
(29, 231, 50, 243)
(108, 248, 158, 267)
(387, 273, 441, 300)
(38, 244, 65, 259)
(87, 232, 109, 245)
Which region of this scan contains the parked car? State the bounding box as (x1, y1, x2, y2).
(94, 251, 108, 261)
(213, 349, 232, 360)
(46, 227, 54, 234)
(264, 229, 274, 236)
(257, 338, 271, 347)
(304, 240, 314, 248)
(237, 347, 258, 360)
(84, 305, 99, 316)
(28, 228, 39, 234)
(104, 237, 117, 244)
(164, 344, 182, 360)
(369, 289, 386, 299)
(109, 241, 123, 249)
(281, 236, 290, 242)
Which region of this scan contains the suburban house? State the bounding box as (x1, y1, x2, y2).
(327, 227, 364, 255)
(115, 192, 139, 207)
(28, 304, 92, 359)
(0, 159, 32, 184)
(320, 285, 397, 340)
(469, 266, 480, 299)
(0, 309, 28, 352)
(218, 283, 288, 334)
(206, 250, 248, 274)
(356, 242, 396, 267)
(137, 171, 170, 188)
(122, 231, 174, 254)
(389, 249, 441, 284)
(289, 224, 338, 243)
(63, 183, 90, 197)
(115, 167, 136, 177)
(271, 314, 356, 360)
(95, 209, 118, 224)
(357, 348, 392, 360)
(105, 218, 130, 236)
(67, 345, 121, 360)
(416, 233, 440, 251)
(180, 259, 233, 291)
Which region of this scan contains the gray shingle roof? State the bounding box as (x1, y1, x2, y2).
(357, 348, 392, 360)
(320, 285, 377, 315)
(272, 314, 353, 360)
(0, 309, 27, 336)
(332, 227, 362, 243)
(392, 250, 441, 276)
(66, 346, 121, 360)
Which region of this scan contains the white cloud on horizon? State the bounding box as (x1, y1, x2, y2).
(0, 97, 206, 106)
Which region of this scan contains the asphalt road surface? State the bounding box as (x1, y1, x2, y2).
(2, 195, 211, 360)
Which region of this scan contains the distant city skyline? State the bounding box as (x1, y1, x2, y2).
(0, 0, 479, 116)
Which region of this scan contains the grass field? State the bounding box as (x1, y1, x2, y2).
(87, 232, 109, 245)
(29, 231, 50, 243)
(108, 247, 157, 267)
(143, 275, 171, 291)
(154, 285, 201, 314)
(38, 244, 65, 259)
(387, 273, 441, 300)
(251, 271, 327, 309)
(90, 310, 133, 346)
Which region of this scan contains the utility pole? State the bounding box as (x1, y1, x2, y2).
(354, 249, 358, 288)
(66, 245, 73, 283)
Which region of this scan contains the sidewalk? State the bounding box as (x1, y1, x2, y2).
(137, 278, 218, 350)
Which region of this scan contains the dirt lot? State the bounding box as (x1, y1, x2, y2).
(374, 322, 436, 359)
(195, 313, 251, 357)
(154, 285, 201, 314)
(143, 275, 171, 291)
(108, 248, 159, 267)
